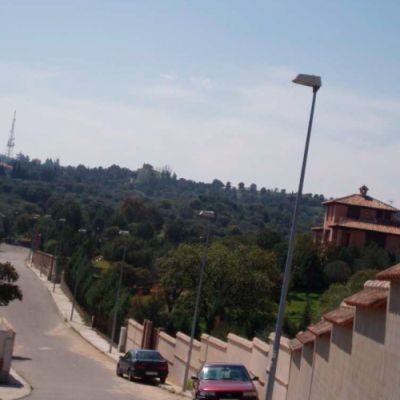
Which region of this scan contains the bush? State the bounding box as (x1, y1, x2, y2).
(323, 260, 352, 285)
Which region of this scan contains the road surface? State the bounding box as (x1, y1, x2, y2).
(0, 244, 181, 400)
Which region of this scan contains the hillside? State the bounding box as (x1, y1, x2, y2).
(0, 154, 329, 339)
(0, 155, 324, 241)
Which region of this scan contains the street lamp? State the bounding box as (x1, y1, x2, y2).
(70, 229, 88, 321)
(52, 218, 67, 292)
(28, 214, 41, 264)
(265, 74, 321, 400)
(182, 210, 215, 391)
(109, 229, 130, 353)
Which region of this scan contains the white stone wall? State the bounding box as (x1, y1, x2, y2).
(0, 319, 16, 383)
(382, 282, 400, 399)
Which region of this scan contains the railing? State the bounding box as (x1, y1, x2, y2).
(336, 216, 400, 227)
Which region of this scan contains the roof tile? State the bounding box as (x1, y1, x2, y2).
(324, 194, 398, 212)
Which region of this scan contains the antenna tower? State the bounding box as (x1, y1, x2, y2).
(6, 111, 16, 159)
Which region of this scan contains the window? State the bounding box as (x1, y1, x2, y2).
(347, 206, 360, 219)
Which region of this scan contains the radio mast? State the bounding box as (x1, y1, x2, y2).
(6, 111, 16, 159)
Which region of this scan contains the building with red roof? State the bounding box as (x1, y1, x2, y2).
(313, 185, 400, 252)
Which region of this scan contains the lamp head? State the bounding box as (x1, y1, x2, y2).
(293, 74, 322, 91)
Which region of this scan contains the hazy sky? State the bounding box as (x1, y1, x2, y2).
(1, 1, 400, 204)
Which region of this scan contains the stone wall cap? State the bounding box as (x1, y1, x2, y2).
(344, 288, 388, 309)
(0, 318, 16, 334)
(296, 330, 315, 345)
(289, 339, 302, 351)
(201, 334, 227, 350)
(159, 331, 176, 345)
(364, 280, 390, 289)
(227, 333, 252, 350)
(307, 320, 332, 337)
(323, 307, 355, 327)
(376, 263, 400, 281)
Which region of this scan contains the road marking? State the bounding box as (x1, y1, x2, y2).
(39, 346, 51, 351)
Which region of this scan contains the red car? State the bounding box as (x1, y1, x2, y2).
(191, 363, 259, 400)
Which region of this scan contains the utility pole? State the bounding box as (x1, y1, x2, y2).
(6, 111, 16, 159)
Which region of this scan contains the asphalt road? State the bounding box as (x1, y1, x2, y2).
(0, 244, 181, 400)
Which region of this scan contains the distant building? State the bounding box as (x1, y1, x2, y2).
(313, 185, 400, 252)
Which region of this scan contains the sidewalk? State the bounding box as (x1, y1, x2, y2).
(0, 368, 31, 400)
(26, 260, 190, 398)
(27, 260, 122, 361)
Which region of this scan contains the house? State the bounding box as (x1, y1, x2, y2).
(313, 185, 400, 252)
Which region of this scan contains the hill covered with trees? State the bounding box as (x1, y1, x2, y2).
(2, 154, 394, 341)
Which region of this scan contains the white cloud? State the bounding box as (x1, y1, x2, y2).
(160, 73, 175, 81)
(1, 65, 400, 206)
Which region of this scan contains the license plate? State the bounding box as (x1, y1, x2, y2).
(145, 371, 158, 376)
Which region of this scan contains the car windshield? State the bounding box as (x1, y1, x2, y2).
(136, 351, 163, 361)
(199, 365, 250, 381)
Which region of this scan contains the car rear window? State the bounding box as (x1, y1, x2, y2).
(199, 365, 250, 381)
(136, 351, 163, 361)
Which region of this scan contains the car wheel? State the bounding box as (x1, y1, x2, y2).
(116, 368, 123, 377)
(160, 377, 166, 384)
(128, 369, 135, 382)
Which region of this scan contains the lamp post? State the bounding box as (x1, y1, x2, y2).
(182, 210, 215, 391)
(70, 229, 88, 321)
(52, 218, 67, 292)
(28, 214, 40, 264)
(265, 74, 321, 400)
(109, 229, 130, 353)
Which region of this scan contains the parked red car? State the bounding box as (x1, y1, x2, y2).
(191, 363, 259, 400)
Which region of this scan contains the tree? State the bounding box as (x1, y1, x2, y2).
(299, 296, 312, 331)
(157, 243, 281, 338)
(0, 262, 22, 306)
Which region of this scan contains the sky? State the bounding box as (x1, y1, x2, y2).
(1, 1, 400, 204)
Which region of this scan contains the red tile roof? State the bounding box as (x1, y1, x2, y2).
(324, 194, 398, 212)
(307, 321, 332, 337)
(331, 220, 400, 236)
(376, 263, 400, 281)
(296, 330, 315, 345)
(323, 307, 355, 327)
(344, 288, 388, 309)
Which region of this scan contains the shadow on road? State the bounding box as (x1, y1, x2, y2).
(0, 373, 24, 388)
(12, 355, 32, 362)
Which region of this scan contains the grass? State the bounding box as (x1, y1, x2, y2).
(285, 291, 322, 324)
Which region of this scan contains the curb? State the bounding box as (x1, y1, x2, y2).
(0, 368, 32, 400)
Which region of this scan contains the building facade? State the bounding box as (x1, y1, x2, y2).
(313, 185, 400, 252)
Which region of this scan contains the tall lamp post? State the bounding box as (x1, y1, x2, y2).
(182, 210, 215, 391)
(109, 229, 130, 353)
(70, 228, 88, 321)
(265, 74, 321, 400)
(52, 217, 67, 292)
(28, 214, 40, 264)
